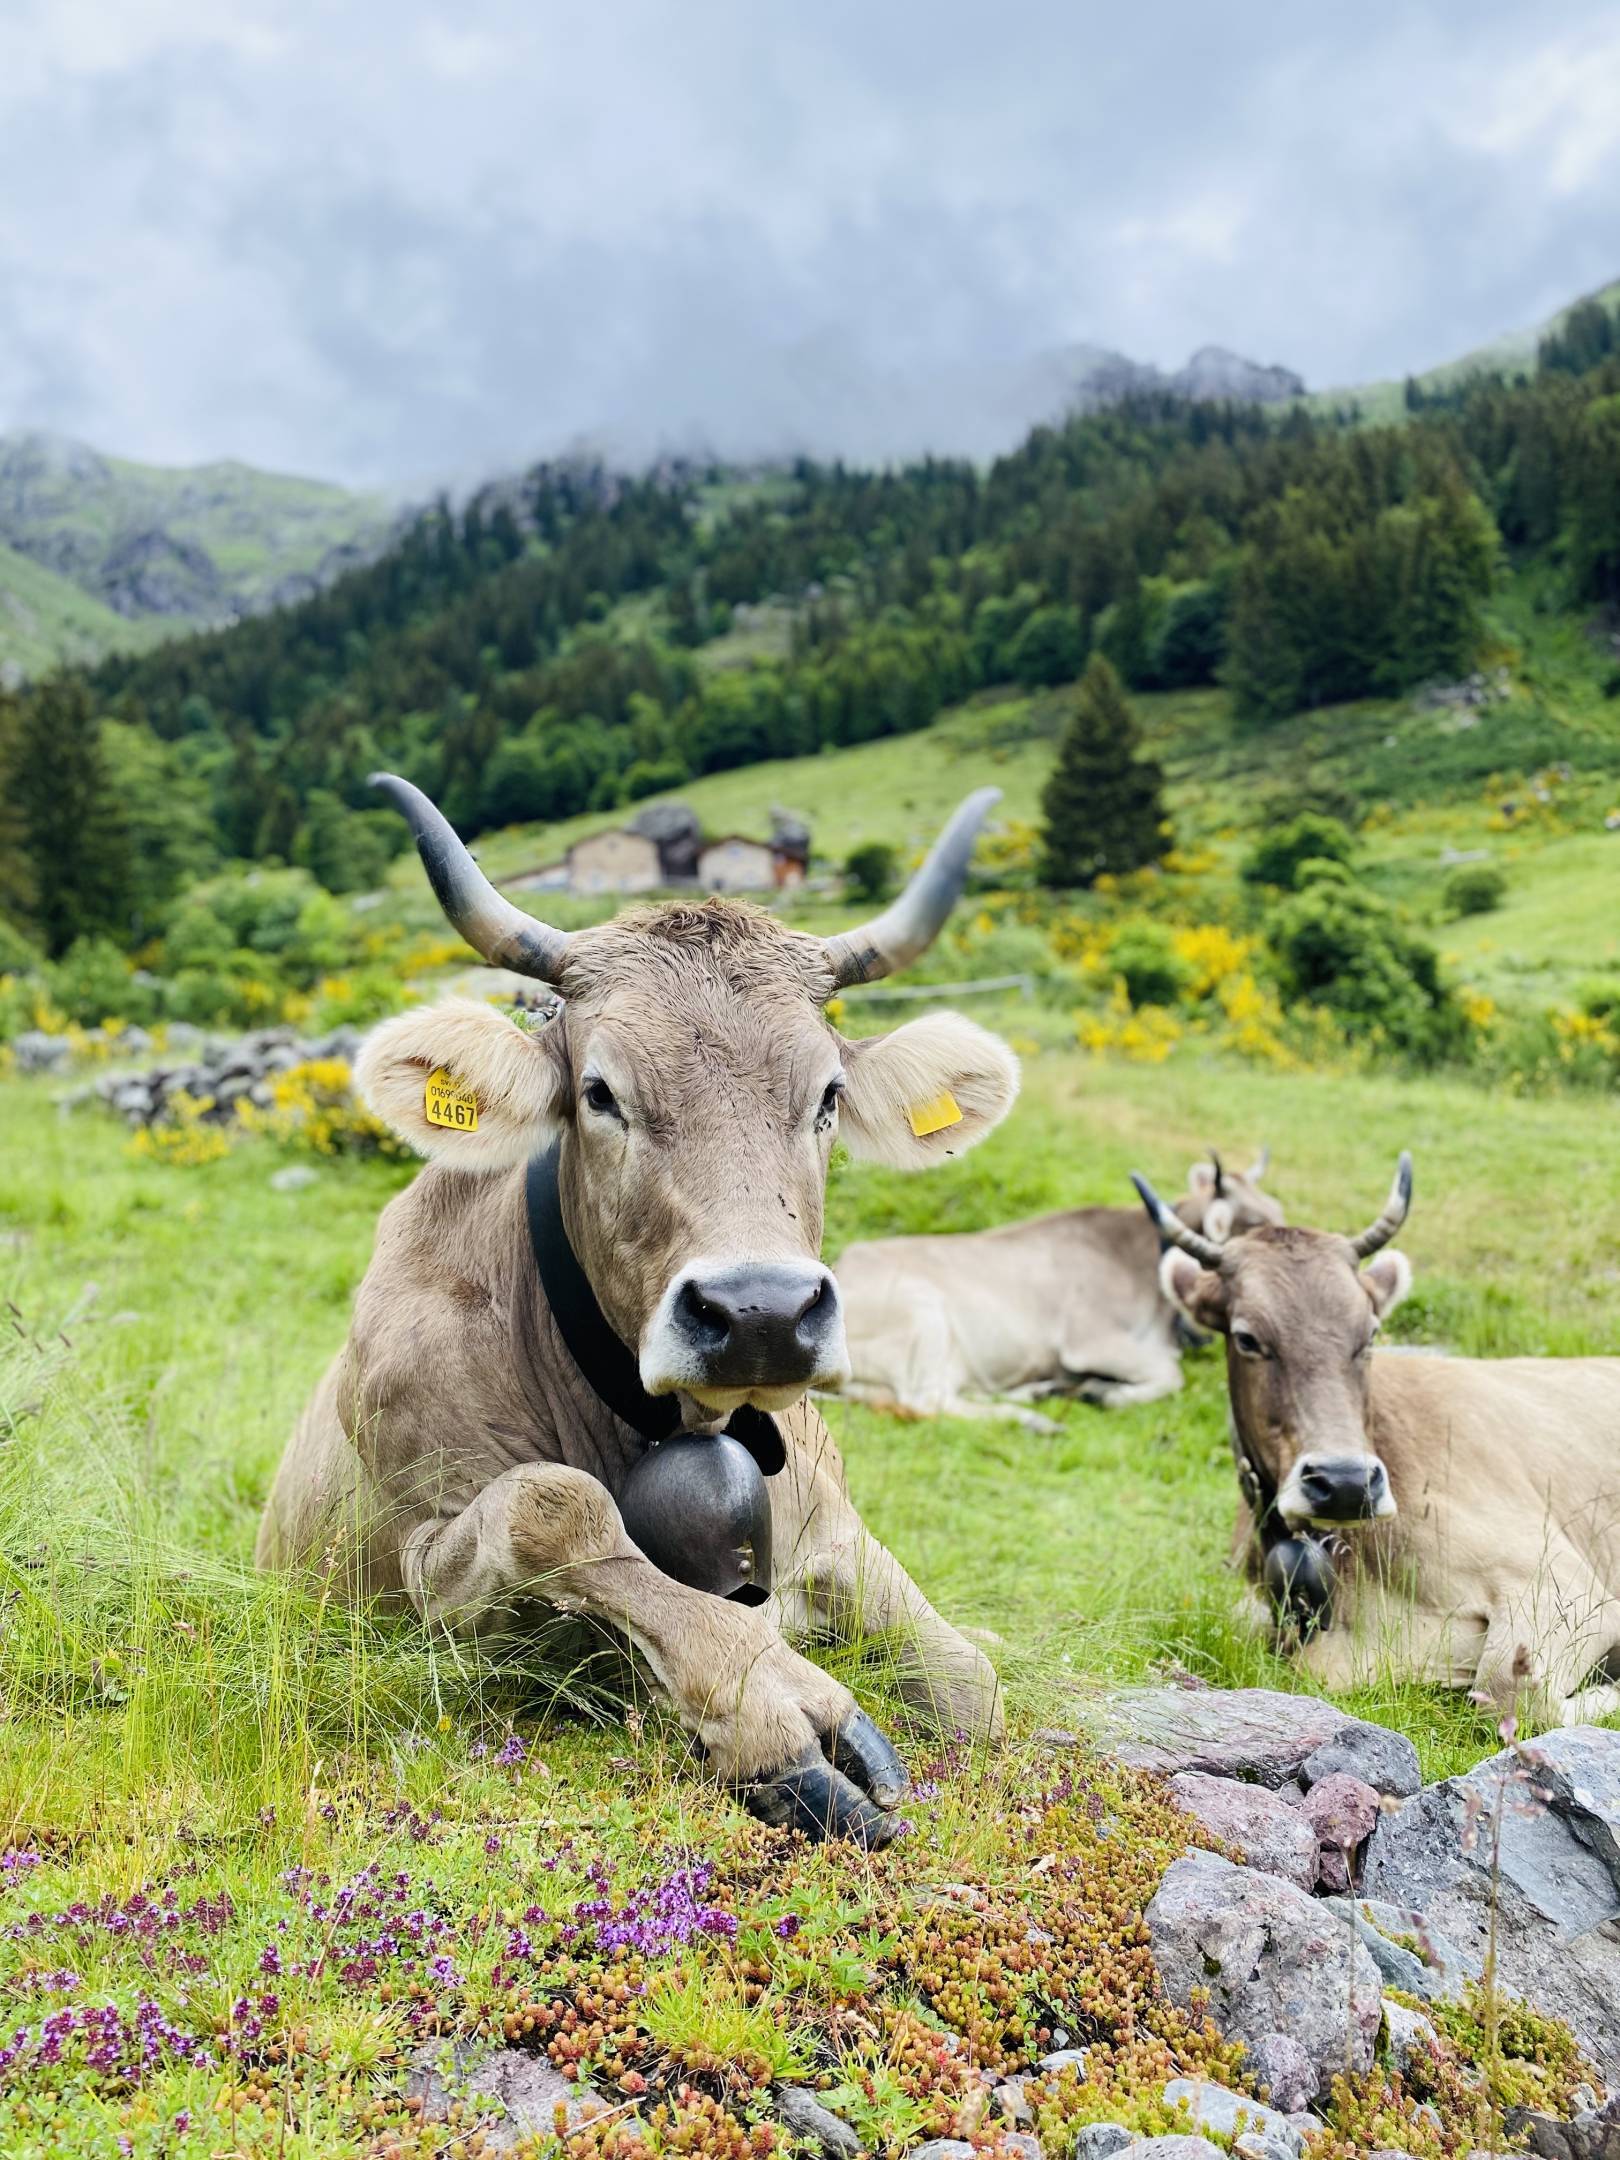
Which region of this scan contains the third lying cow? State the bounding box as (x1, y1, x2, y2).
(836, 1150, 1282, 1424)
(1137, 1155, 1620, 1726)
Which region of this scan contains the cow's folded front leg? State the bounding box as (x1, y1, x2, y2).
(402, 1461, 910, 1845)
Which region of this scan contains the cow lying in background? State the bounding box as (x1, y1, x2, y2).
(1137, 1156, 1620, 1726)
(258, 777, 1019, 1846)
(836, 1150, 1282, 1424)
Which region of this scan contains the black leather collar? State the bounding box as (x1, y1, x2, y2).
(524, 1146, 784, 1475)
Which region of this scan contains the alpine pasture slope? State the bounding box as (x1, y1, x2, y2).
(5, 630, 1620, 2151)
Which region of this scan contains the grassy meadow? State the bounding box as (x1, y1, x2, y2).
(4, 625, 1620, 2153)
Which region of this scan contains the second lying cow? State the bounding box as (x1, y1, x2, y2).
(836, 1150, 1282, 1424)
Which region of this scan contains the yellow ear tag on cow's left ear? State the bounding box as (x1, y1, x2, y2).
(424, 1067, 479, 1132)
(908, 1090, 963, 1138)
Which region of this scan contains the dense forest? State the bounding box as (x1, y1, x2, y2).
(3, 297, 1619, 954)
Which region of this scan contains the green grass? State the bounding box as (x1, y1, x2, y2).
(0, 998, 1610, 2147)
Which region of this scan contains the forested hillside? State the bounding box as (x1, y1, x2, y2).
(3, 296, 1619, 955)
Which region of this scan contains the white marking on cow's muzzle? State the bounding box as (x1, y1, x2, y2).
(1278, 1451, 1396, 1529)
(639, 1256, 850, 1410)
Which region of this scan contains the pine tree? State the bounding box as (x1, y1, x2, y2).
(7, 676, 133, 956)
(1038, 655, 1170, 888)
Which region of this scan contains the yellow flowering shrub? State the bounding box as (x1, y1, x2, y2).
(1077, 986, 1182, 1064)
(236, 1058, 408, 1159)
(129, 1090, 233, 1167)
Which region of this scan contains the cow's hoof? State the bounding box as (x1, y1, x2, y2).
(742, 1709, 910, 1847)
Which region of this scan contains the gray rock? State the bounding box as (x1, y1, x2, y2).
(407, 2040, 609, 2149)
(163, 1022, 206, 1050)
(1074, 2131, 1133, 2160)
(1510, 2096, 1620, 2160)
(1381, 1999, 1439, 2076)
(120, 1026, 154, 1054)
(13, 1031, 71, 1073)
(1162, 2078, 1302, 2156)
(774, 2085, 860, 2159)
(999, 2137, 1043, 2160)
(1302, 1722, 1422, 1799)
(269, 1165, 319, 1193)
(1089, 1686, 1391, 1788)
(1147, 1851, 1381, 2097)
(909, 2143, 975, 2160)
(1242, 2033, 1316, 2114)
(1321, 1898, 1445, 2001)
(1168, 1772, 1318, 1891)
(1364, 1725, 1620, 2079)
(1121, 2141, 1226, 2160)
(1035, 2047, 1089, 2079)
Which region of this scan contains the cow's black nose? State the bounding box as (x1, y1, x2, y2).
(1296, 1456, 1389, 1522)
(673, 1263, 843, 1389)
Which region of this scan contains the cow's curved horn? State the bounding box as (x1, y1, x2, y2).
(1131, 1170, 1224, 1270)
(1248, 1144, 1270, 1182)
(1207, 1148, 1227, 1196)
(1349, 1151, 1413, 1259)
(370, 772, 571, 984)
(822, 788, 1001, 988)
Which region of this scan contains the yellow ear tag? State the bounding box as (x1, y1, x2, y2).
(908, 1090, 963, 1138)
(424, 1067, 479, 1132)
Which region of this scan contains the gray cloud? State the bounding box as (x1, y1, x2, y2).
(2, 0, 1618, 490)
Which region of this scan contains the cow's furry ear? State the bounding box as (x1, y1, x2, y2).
(1160, 1249, 1226, 1329)
(1187, 1161, 1217, 1197)
(836, 1012, 1019, 1172)
(1204, 1196, 1235, 1244)
(356, 999, 567, 1170)
(1362, 1249, 1413, 1318)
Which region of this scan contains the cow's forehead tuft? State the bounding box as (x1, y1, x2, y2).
(561, 899, 833, 1005)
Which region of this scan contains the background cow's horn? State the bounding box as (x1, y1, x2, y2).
(822, 787, 1001, 988)
(370, 772, 572, 984)
(1207, 1148, 1227, 1196)
(1131, 1170, 1224, 1269)
(1248, 1144, 1270, 1182)
(1349, 1150, 1413, 1259)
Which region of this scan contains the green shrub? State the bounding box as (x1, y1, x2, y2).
(1579, 977, 1620, 1022)
(1103, 922, 1193, 1009)
(1442, 861, 1507, 917)
(1241, 814, 1356, 890)
(48, 937, 160, 1027)
(0, 914, 46, 977)
(1265, 879, 1457, 1058)
(161, 869, 353, 987)
(844, 841, 898, 904)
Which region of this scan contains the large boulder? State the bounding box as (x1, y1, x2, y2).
(1167, 1772, 1318, 1891)
(1089, 1686, 1401, 1788)
(1363, 1726, 1620, 2080)
(1147, 1851, 1381, 2098)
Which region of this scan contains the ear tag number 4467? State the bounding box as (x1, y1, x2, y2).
(425, 1067, 479, 1132)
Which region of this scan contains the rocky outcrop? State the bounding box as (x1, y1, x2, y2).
(1166, 1771, 1318, 1890)
(1147, 1851, 1382, 2098)
(1363, 1726, 1620, 2081)
(1086, 1685, 1390, 1788)
(407, 2039, 612, 2150)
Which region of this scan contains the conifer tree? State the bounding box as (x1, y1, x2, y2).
(6, 676, 132, 955)
(1039, 655, 1170, 888)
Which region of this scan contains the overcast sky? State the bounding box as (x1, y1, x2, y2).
(3, 0, 1619, 493)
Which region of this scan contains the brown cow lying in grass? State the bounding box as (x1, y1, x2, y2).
(837, 1148, 1282, 1424)
(258, 776, 1019, 1844)
(1136, 1155, 1620, 1726)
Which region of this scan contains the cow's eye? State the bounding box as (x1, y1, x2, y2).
(582, 1077, 620, 1119)
(817, 1076, 844, 1122)
(1232, 1324, 1267, 1360)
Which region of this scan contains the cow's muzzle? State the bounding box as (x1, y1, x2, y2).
(641, 1260, 848, 1406)
(1281, 1453, 1395, 1526)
